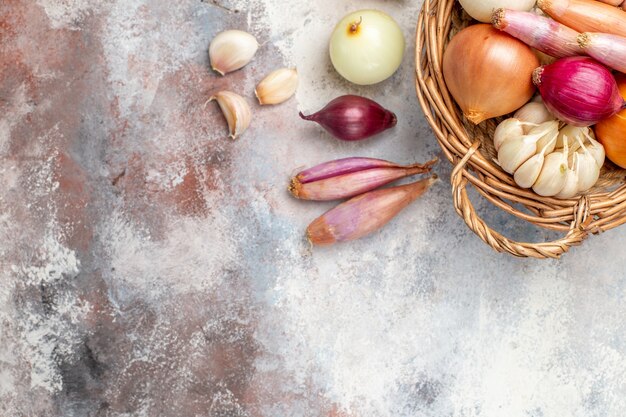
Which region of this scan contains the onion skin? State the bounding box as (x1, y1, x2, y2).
(492, 9, 584, 59)
(290, 157, 437, 201)
(299, 95, 397, 141)
(533, 57, 626, 127)
(595, 74, 626, 168)
(442, 24, 538, 125)
(459, 0, 536, 23)
(538, 0, 626, 38)
(306, 176, 438, 246)
(577, 32, 626, 74)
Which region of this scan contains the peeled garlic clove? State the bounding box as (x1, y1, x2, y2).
(514, 101, 555, 133)
(498, 135, 539, 174)
(555, 154, 580, 199)
(255, 68, 298, 105)
(209, 30, 259, 76)
(532, 152, 568, 197)
(494, 118, 525, 151)
(532, 120, 559, 155)
(209, 91, 252, 139)
(514, 153, 545, 188)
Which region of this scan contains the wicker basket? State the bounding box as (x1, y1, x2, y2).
(415, 0, 626, 259)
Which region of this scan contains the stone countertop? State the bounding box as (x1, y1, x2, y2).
(1, 1, 625, 416)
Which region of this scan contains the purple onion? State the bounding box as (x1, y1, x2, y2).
(533, 56, 626, 126)
(299, 95, 397, 141)
(289, 157, 437, 201)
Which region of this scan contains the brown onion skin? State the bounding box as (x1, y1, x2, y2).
(299, 95, 397, 141)
(595, 74, 626, 168)
(443, 24, 539, 124)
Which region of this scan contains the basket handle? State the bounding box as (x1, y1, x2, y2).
(451, 142, 591, 259)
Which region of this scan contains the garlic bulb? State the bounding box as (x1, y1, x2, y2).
(209, 91, 252, 139)
(494, 117, 605, 198)
(514, 100, 555, 133)
(255, 68, 298, 105)
(209, 30, 259, 75)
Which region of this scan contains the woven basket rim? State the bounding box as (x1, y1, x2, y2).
(414, 0, 626, 259)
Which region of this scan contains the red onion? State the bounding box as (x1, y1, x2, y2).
(532, 57, 626, 126)
(299, 95, 397, 141)
(306, 176, 438, 246)
(289, 157, 437, 201)
(492, 9, 584, 59)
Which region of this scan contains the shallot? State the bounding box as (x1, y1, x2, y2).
(538, 0, 626, 38)
(289, 157, 437, 201)
(299, 95, 397, 141)
(306, 176, 438, 246)
(492, 9, 584, 59)
(577, 32, 626, 73)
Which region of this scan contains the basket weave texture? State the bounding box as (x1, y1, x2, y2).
(415, 0, 626, 259)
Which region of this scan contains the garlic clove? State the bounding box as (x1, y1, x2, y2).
(255, 68, 298, 105)
(497, 134, 539, 174)
(582, 129, 606, 167)
(531, 120, 559, 155)
(494, 118, 525, 151)
(576, 149, 602, 192)
(514, 153, 544, 188)
(555, 153, 580, 199)
(514, 101, 555, 133)
(209, 91, 252, 139)
(532, 152, 568, 196)
(209, 30, 259, 76)
(556, 125, 585, 152)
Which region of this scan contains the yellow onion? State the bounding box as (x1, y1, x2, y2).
(443, 24, 539, 124)
(595, 74, 626, 168)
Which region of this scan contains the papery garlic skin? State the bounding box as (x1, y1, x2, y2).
(494, 118, 525, 151)
(515, 153, 545, 188)
(209, 91, 252, 139)
(533, 151, 568, 196)
(532, 120, 559, 155)
(498, 135, 539, 174)
(255, 68, 298, 105)
(209, 30, 259, 76)
(514, 101, 555, 133)
(555, 153, 580, 199)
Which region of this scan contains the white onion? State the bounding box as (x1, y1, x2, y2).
(329, 9, 405, 85)
(459, 0, 536, 23)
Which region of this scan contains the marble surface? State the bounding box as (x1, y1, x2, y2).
(1, 0, 626, 416)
